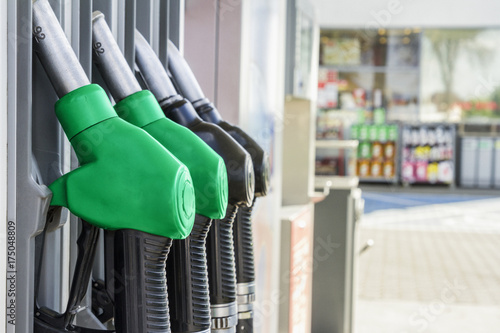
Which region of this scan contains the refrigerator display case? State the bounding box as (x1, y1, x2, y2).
(351, 123, 399, 183)
(401, 124, 456, 185)
(457, 123, 500, 188)
(318, 29, 421, 123)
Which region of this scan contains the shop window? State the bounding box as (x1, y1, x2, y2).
(318, 28, 500, 123)
(318, 28, 421, 122)
(421, 29, 500, 122)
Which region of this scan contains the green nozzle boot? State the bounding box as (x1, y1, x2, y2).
(114, 90, 228, 219)
(48, 84, 195, 239)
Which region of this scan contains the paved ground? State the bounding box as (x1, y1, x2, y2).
(355, 194, 500, 333)
(362, 191, 496, 214)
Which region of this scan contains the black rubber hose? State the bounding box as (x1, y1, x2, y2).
(206, 205, 239, 331)
(113, 229, 172, 333)
(167, 214, 212, 332)
(234, 204, 255, 284)
(234, 204, 256, 333)
(206, 205, 238, 305)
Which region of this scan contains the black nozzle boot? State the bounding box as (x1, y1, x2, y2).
(195, 102, 270, 198)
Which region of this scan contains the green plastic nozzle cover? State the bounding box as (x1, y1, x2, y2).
(48, 84, 195, 239)
(114, 90, 228, 219)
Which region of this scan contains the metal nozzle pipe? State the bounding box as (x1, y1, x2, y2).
(32, 0, 90, 98)
(135, 30, 178, 102)
(166, 40, 206, 104)
(91, 11, 141, 102)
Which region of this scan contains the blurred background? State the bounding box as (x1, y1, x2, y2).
(2, 0, 500, 332)
(309, 1, 500, 333)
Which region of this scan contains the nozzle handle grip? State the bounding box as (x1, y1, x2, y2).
(64, 221, 101, 327)
(113, 229, 172, 333)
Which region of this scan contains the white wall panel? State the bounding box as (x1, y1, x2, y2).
(312, 0, 500, 28)
(240, 1, 287, 332)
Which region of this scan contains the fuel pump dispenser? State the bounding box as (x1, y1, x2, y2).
(134, 31, 255, 333)
(166, 40, 270, 333)
(32, 1, 196, 332)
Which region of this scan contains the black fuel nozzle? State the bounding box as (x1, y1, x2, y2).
(135, 31, 256, 333)
(166, 40, 269, 198)
(135, 32, 254, 208)
(166, 40, 271, 332)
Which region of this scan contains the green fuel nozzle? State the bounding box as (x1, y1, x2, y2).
(92, 12, 228, 220)
(49, 84, 195, 238)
